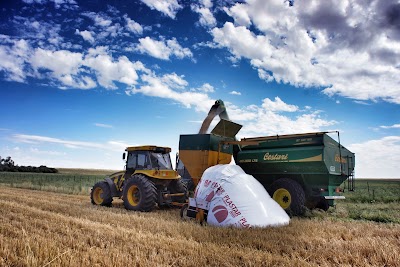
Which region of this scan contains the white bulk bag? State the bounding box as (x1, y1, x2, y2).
(193, 164, 290, 228)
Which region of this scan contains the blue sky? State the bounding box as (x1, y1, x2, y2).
(0, 0, 399, 178)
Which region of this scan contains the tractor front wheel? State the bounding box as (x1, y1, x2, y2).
(269, 178, 306, 216)
(123, 174, 157, 212)
(91, 181, 113, 206)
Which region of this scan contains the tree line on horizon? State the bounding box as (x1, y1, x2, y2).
(0, 156, 58, 173)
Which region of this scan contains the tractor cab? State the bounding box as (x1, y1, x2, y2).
(123, 146, 178, 180)
(124, 146, 173, 171)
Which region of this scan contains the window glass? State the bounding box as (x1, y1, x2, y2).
(137, 152, 151, 169)
(150, 152, 172, 170)
(127, 152, 137, 168)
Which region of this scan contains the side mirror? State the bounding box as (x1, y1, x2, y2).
(122, 153, 126, 160)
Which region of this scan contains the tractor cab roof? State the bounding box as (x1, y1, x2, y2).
(125, 146, 171, 153)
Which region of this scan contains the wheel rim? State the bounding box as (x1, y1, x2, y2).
(127, 185, 140, 206)
(273, 188, 291, 209)
(93, 187, 104, 205)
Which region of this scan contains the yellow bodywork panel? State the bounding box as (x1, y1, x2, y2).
(134, 170, 180, 180)
(108, 170, 179, 192)
(179, 150, 232, 186)
(108, 171, 125, 191)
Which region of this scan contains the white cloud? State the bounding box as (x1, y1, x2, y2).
(82, 11, 124, 40)
(191, 0, 217, 28)
(94, 123, 113, 128)
(262, 97, 298, 112)
(2, 43, 150, 90)
(11, 17, 64, 46)
(353, 100, 371, 105)
(223, 3, 251, 27)
(229, 91, 241, 95)
(225, 102, 258, 121)
(31, 49, 82, 76)
(123, 14, 143, 35)
(22, 0, 77, 9)
(380, 124, 400, 129)
(0, 37, 31, 82)
(160, 73, 188, 89)
(348, 136, 400, 178)
(83, 47, 145, 89)
(240, 109, 337, 137)
(195, 83, 215, 93)
(116, 94, 333, 138)
(13, 134, 127, 152)
(83, 11, 112, 27)
(140, 0, 182, 19)
(135, 37, 193, 60)
(75, 29, 95, 44)
(126, 71, 214, 113)
(222, 98, 336, 137)
(30, 48, 97, 89)
(4, 136, 129, 169)
(210, 0, 400, 104)
(257, 69, 274, 82)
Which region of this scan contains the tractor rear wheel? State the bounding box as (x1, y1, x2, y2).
(91, 181, 113, 207)
(123, 174, 157, 212)
(167, 178, 188, 203)
(269, 178, 306, 216)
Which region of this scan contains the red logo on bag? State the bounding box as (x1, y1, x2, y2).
(205, 191, 215, 202)
(212, 205, 229, 223)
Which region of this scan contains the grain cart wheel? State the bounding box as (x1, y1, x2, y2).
(167, 178, 188, 203)
(91, 181, 113, 207)
(270, 178, 306, 216)
(123, 174, 157, 212)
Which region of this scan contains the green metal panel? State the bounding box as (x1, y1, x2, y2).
(242, 132, 325, 149)
(179, 134, 234, 154)
(323, 134, 355, 176)
(236, 132, 355, 202)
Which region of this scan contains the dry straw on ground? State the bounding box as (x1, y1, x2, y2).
(0, 186, 399, 267)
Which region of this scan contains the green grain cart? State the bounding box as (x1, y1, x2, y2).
(178, 100, 355, 216)
(179, 129, 355, 216)
(234, 132, 355, 215)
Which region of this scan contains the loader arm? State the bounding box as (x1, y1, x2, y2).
(198, 100, 230, 134)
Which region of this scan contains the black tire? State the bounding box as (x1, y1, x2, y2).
(315, 198, 330, 211)
(91, 181, 113, 207)
(167, 178, 188, 203)
(123, 174, 157, 212)
(269, 178, 306, 216)
(182, 178, 195, 192)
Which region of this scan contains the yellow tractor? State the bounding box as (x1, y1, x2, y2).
(91, 145, 187, 211)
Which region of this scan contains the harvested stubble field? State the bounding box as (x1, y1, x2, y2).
(1, 186, 399, 267)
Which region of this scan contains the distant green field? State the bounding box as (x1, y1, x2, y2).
(0, 171, 399, 223)
(342, 179, 400, 203)
(0, 171, 106, 195)
(57, 168, 120, 176)
(312, 179, 400, 224)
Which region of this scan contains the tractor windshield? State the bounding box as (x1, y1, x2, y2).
(150, 152, 172, 170)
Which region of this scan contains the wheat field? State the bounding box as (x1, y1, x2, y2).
(0, 186, 399, 267)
